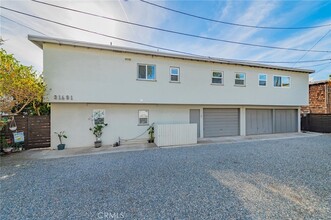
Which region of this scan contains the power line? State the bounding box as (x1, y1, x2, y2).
(297, 61, 331, 68)
(0, 6, 202, 57)
(314, 63, 331, 73)
(1, 6, 330, 65)
(140, 0, 331, 30)
(0, 15, 47, 36)
(228, 58, 331, 64)
(293, 29, 331, 67)
(31, 0, 330, 53)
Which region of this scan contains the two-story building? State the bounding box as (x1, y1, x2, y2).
(29, 35, 313, 148)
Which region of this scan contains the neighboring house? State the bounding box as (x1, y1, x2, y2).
(302, 80, 331, 114)
(29, 35, 313, 148)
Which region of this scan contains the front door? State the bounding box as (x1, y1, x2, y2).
(190, 109, 200, 138)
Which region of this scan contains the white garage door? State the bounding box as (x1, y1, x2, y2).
(275, 109, 298, 133)
(203, 108, 240, 137)
(246, 109, 273, 135)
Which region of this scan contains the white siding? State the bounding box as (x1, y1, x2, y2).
(44, 44, 309, 106)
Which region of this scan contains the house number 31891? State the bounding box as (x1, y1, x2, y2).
(54, 95, 73, 100)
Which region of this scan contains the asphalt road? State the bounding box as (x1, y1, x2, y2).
(1, 135, 330, 219)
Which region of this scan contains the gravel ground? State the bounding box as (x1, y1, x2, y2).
(1, 134, 330, 220)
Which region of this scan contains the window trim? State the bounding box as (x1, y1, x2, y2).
(273, 75, 291, 88)
(258, 74, 267, 87)
(211, 70, 224, 85)
(234, 72, 246, 86)
(137, 63, 156, 81)
(169, 66, 180, 83)
(138, 110, 149, 126)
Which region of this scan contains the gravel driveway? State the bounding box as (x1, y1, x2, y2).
(1, 135, 330, 219)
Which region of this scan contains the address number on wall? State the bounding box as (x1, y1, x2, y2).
(54, 95, 73, 101)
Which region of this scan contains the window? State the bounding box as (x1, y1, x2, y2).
(274, 76, 290, 87)
(170, 67, 180, 82)
(235, 73, 246, 86)
(138, 64, 156, 80)
(212, 71, 223, 84)
(138, 110, 149, 125)
(93, 109, 105, 125)
(259, 74, 267, 86)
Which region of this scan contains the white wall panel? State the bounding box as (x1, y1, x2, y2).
(154, 124, 197, 147)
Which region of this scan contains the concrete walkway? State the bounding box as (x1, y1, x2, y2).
(1, 132, 323, 160)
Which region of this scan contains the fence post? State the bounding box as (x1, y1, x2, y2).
(25, 116, 28, 148)
(308, 114, 311, 131)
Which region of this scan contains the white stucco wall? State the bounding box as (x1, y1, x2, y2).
(43, 43, 309, 106)
(51, 103, 300, 148)
(51, 103, 191, 148)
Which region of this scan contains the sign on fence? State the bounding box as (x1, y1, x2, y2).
(13, 132, 25, 143)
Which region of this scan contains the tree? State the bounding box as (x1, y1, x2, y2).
(0, 48, 46, 115)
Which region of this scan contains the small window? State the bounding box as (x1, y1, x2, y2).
(235, 73, 246, 86)
(138, 110, 149, 125)
(212, 71, 223, 84)
(274, 76, 290, 87)
(170, 67, 180, 82)
(138, 64, 155, 80)
(93, 109, 105, 125)
(259, 74, 267, 86)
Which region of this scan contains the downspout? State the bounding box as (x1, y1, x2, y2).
(325, 83, 327, 113)
(327, 82, 331, 113)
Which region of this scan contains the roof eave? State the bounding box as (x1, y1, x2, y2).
(27, 35, 315, 74)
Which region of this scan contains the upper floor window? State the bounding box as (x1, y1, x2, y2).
(170, 67, 180, 82)
(235, 73, 246, 86)
(138, 64, 156, 80)
(274, 76, 290, 87)
(259, 74, 267, 86)
(138, 110, 149, 125)
(212, 71, 223, 85)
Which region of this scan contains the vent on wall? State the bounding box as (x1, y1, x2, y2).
(125, 58, 131, 61)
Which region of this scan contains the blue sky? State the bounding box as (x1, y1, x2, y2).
(1, 0, 331, 81)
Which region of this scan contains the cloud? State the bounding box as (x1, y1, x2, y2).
(165, 1, 330, 81)
(0, 0, 330, 81)
(0, 0, 169, 72)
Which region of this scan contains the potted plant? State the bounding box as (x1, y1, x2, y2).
(1, 137, 13, 153)
(55, 131, 67, 150)
(0, 117, 9, 131)
(148, 125, 154, 143)
(89, 123, 108, 148)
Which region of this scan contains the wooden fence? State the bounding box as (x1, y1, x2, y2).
(301, 114, 331, 133)
(2, 115, 50, 149)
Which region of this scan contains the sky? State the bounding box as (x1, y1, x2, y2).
(1, 0, 331, 81)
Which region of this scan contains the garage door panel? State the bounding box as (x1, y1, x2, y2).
(246, 109, 272, 135)
(203, 108, 239, 137)
(275, 109, 298, 133)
